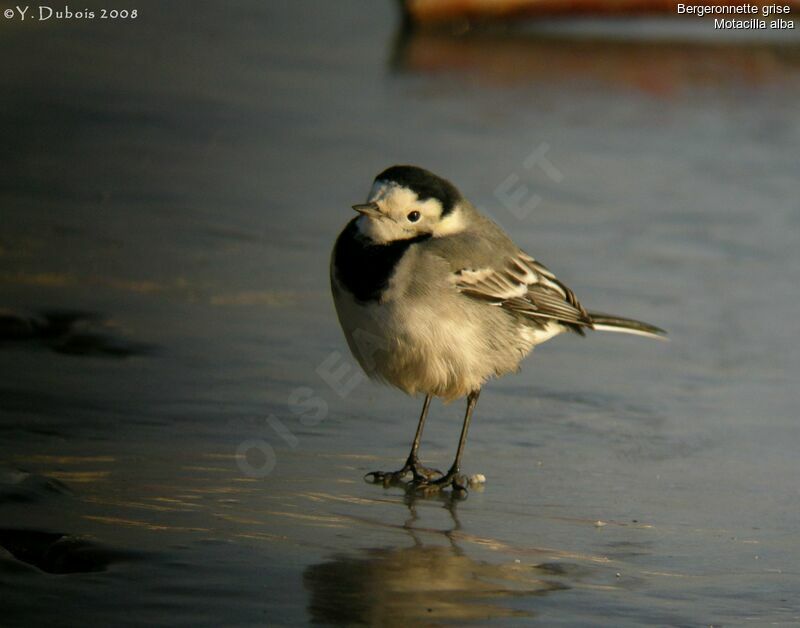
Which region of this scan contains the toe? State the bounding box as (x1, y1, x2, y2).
(364, 468, 410, 486)
(364, 471, 384, 484)
(413, 482, 442, 497)
(412, 466, 442, 481)
(452, 473, 469, 492)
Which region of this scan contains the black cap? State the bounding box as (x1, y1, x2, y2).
(374, 165, 461, 216)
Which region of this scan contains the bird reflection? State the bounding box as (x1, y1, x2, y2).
(303, 497, 567, 625)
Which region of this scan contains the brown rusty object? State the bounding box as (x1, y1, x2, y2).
(402, 0, 800, 24)
(396, 30, 800, 95)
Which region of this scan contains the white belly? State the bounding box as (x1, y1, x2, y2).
(333, 286, 562, 401)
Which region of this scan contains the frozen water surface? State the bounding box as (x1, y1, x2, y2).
(1, 2, 799, 625)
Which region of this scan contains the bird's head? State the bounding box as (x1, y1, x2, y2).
(352, 165, 467, 243)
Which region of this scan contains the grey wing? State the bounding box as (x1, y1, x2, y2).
(453, 251, 593, 334)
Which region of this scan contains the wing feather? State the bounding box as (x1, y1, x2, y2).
(453, 252, 592, 331)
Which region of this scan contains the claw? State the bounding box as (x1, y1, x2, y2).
(410, 463, 443, 482)
(367, 459, 473, 497)
(365, 457, 444, 488)
(410, 467, 470, 497)
(364, 468, 409, 486)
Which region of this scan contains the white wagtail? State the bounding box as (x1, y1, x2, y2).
(330, 165, 665, 495)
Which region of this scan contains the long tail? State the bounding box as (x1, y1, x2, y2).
(588, 311, 668, 341)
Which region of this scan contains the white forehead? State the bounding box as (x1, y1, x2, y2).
(368, 181, 414, 203)
(368, 181, 444, 217)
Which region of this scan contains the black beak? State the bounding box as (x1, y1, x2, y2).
(352, 202, 381, 218)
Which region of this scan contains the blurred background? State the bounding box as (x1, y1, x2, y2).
(1, 1, 799, 625)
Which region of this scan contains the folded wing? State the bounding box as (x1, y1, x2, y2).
(453, 252, 593, 334)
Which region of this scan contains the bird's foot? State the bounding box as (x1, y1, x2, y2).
(409, 462, 444, 483)
(364, 457, 443, 488)
(412, 466, 470, 499)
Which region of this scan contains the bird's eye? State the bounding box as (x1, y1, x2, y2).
(407, 211, 421, 223)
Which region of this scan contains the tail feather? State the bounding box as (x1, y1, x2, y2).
(588, 311, 667, 341)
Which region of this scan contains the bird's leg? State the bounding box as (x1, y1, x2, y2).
(416, 389, 480, 496)
(405, 394, 443, 481)
(365, 395, 441, 486)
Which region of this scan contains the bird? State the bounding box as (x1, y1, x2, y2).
(330, 165, 665, 495)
